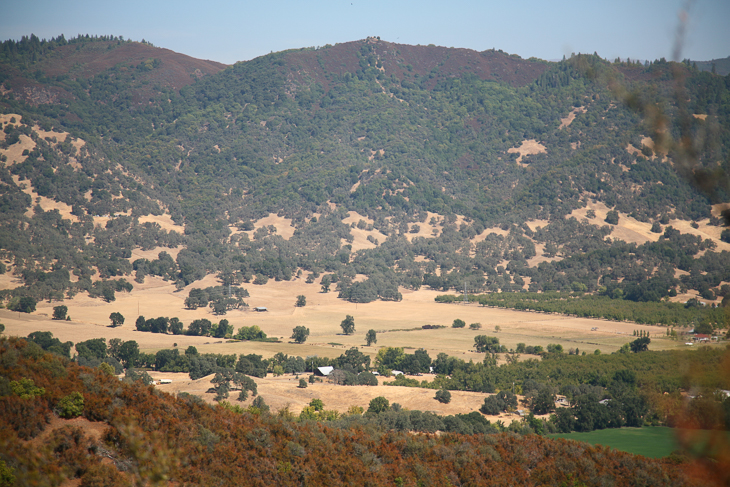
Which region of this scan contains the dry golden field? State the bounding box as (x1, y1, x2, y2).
(145, 370, 534, 422)
(1, 275, 680, 360)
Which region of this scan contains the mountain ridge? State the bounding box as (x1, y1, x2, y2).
(0, 35, 226, 109)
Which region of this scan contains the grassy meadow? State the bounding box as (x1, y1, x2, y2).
(549, 427, 730, 459)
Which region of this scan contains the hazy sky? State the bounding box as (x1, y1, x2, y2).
(2, 0, 728, 65)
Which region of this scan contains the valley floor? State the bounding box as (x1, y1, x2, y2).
(1, 274, 685, 363)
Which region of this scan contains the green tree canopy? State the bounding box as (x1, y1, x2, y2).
(109, 312, 124, 327)
(291, 326, 310, 344)
(452, 319, 466, 328)
(474, 335, 500, 353)
(118, 340, 139, 369)
(435, 389, 451, 404)
(52, 305, 67, 320)
(630, 336, 650, 353)
(340, 315, 355, 335)
(188, 319, 212, 336)
(75, 338, 107, 360)
(367, 396, 390, 414)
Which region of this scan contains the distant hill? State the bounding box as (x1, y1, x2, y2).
(694, 55, 730, 76)
(0, 34, 729, 312)
(0, 34, 226, 108)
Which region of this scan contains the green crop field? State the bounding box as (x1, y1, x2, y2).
(549, 427, 680, 458)
(550, 427, 730, 459)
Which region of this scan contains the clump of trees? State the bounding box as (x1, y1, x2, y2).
(630, 336, 650, 352)
(474, 335, 504, 353)
(234, 325, 268, 341)
(605, 209, 619, 225)
(8, 297, 36, 313)
(184, 286, 249, 315)
(133, 316, 256, 339)
(440, 290, 728, 328)
(480, 390, 518, 415)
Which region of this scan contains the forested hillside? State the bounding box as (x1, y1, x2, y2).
(1, 34, 729, 315)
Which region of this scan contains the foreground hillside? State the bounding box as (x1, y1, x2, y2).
(0, 336, 717, 486)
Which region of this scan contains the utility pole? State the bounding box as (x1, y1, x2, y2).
(307, 355, 317, 374)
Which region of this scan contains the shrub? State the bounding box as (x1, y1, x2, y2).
(0, 460, 15, 486)
(347, 405, 364, 416)
(10, 378, 45, 399)
(57, 391, 84, 418)
(0, 395, 50, 439)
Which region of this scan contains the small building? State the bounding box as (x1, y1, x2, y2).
(315, 366, 334, 377)
(555, 397, 570, 407)
(392, 370, 404, 376)
(158, 379, 172, 384)
(253, 306, 268, 312)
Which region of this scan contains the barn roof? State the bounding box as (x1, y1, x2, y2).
(316, 366, 334, 376)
